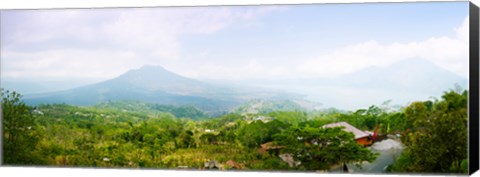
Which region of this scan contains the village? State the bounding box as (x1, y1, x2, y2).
(194, 121, 404, 173)
(2, 88, 468, 174)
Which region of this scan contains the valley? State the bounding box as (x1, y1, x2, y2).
(1, 59, 469, 173)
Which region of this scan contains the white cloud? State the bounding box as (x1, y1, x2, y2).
(173, 15, 470, 81)
(179, 59, 290, 80)
(1, 6, 284, 81)
(2, 49, 139, 80)
(455, 16, 469, 42)
(297, 16, 469, 78)
(1, 9, 469, 82)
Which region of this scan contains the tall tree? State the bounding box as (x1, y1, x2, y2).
(274, 126, 377, 171)
(392, 89, 468, 173)
(2, 89, 41, 164)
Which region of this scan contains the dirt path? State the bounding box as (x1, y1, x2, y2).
(347, 138, 404, 174)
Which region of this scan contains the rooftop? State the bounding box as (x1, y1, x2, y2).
(322, 122, 371, 139)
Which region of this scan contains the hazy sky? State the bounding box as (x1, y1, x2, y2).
(1, 2, 469, 82)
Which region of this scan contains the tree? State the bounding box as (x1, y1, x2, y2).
(2, 89, 41, 164)
(273, 126, 377, 171)
(385, 112, 406, 133)
(391, 89, 468, 173)
(199, 133, 217, 145)
(236, 120, 269, 148)
(178, 130, 195, 148)
(236, 119, 290, 148)
(268, 111, 307, 127)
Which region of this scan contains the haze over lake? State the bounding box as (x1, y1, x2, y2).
(1, 2, 469, 111)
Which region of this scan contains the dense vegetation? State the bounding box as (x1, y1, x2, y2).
(95, 100, 208, 120)
(1, 88, 468, 173)
(387, 88, 468, 173)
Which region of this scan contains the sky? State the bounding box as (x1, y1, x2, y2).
(0, 1, 470, 83)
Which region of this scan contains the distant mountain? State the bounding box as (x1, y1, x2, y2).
(333, 58, 468, 93)
(245, 58, 468, 110)
(23, 65, 300, 116)
(24, 65, 243, 115)
(106, 65, 210, 94)
(311, 58, 469, 109)
(22, 58, 467, 113)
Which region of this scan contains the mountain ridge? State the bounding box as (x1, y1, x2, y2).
(23, 65, 242, 116)
(20, 58, 468, 112)
(334, 58, 468, 92)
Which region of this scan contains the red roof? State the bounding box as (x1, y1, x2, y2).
(323, 122, 371, 139)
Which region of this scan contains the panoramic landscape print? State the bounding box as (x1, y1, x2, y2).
(1, 2, 470, 174)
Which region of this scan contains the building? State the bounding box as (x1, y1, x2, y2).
(322, 122, 373, 146)
(258, 142, 286, 156)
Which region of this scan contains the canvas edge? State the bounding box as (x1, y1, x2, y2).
(469, 1, 479, 175)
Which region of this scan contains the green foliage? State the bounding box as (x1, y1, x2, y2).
(385, 112, 406, 133)
(95, 100, 208, 120)
(391, 89, 468, 173)
(233, 99, 306, 115)
(336, 105, 389, 132)
(449, 158, 468, 173)
(236, 120, 270, 148)
(2, 89, 44, 164)
(2, 88, 467, 173)
(249, 157, 291, 170)
(199, 133, 218, 145)
(274, 126, 377, 171)
(268, 111, 307, 126)
(386, 150, 414, 172)
(236, 118, 290, 148)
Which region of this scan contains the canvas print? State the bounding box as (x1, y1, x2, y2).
(0, 2, 470, 174)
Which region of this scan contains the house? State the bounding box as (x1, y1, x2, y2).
(322, 122, 373, 146)
(33, 109, 44, 115)
(258, 142, 286, 156)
